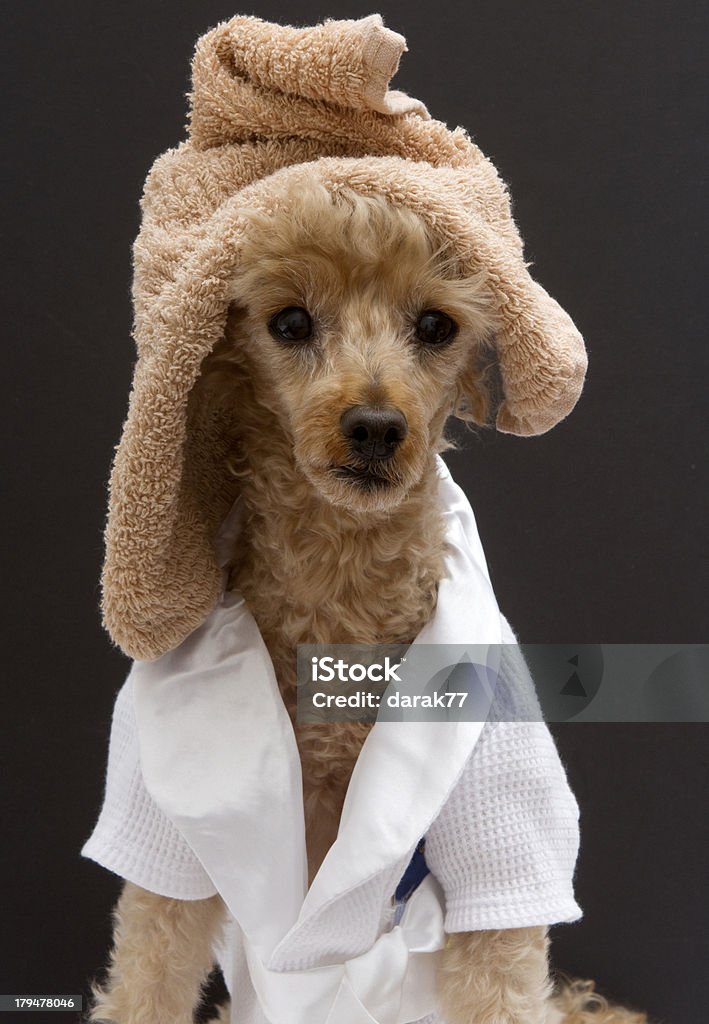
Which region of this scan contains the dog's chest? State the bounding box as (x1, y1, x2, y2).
(231, 499, 444, 656)
(234, 548, 441, 703)
(229, 509, 445, 879)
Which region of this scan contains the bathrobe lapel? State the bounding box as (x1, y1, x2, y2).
(133, 459, 504, 968)
(132, 592, 307, 957)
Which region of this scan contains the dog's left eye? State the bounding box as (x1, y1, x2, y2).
(269, 307, 314, 343)
(414, 310, 457, 346)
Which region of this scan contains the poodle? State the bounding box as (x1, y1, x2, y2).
(89, 181, 646, 1024)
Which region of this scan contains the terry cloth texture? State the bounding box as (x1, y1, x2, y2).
(101, 12, 588, 662)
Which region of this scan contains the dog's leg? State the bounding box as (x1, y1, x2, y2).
(89, 882, 225, 1024)
(437, 926, 552, 1024)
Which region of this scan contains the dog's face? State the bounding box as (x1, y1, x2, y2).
(224, 184, 497, 512)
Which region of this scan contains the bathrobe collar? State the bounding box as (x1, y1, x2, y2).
(131, 457, 503, 967)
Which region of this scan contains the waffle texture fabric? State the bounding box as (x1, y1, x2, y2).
(83, 670, 582, 936)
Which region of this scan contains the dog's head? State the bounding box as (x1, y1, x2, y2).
(219, 182, 498, 513)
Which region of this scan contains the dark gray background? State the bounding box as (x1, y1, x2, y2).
(2, 1, 707, 1022)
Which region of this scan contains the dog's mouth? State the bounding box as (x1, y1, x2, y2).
(297, 448, 423, 512)
(332, 462, 397, 491)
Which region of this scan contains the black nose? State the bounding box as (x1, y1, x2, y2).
(340, 405, 408, 460)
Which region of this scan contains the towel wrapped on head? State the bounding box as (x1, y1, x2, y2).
(103, 13, 587, 661)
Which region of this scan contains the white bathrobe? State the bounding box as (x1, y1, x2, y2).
(83, 458, 581, 1024)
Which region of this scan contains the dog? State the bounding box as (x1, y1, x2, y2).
(89, 181, 646, 1024)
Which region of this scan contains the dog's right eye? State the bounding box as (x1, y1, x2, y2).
(269, 307, 314, 343)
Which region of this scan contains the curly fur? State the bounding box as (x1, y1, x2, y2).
(439, 928, 553, 1024)
(90, 182, 643, 1024)
(90, 885, 224, 1024)
(551, 978, 648, 1024)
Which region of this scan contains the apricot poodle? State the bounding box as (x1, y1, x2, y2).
(89, 182, 646, 1024)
